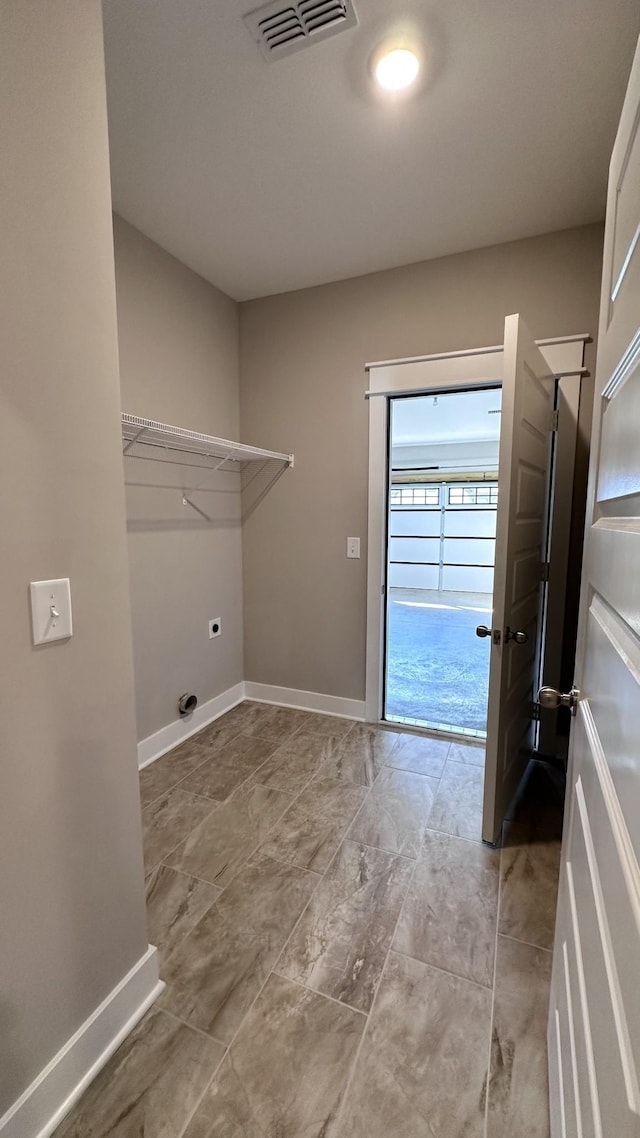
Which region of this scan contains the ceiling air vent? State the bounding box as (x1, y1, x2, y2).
(244, 0, 358, 61)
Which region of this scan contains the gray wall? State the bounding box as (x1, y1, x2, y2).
(114, 217, 243, 742)
(240, 224, 604, 701)
(0, 1, 148, 1116)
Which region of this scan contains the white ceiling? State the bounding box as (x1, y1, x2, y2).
(103, 0, 639, 301)
(392, 389, 502, 446)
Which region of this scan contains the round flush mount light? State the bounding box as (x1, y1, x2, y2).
(374, 47, 420, 92)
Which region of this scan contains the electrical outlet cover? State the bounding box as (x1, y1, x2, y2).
(209, 617, 222, 639)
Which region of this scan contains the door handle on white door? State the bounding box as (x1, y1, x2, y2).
(505, 627, 528, 644)
(477, 626, 528, 644)
(476, 625, 502, 645)
(538, 686, 580, 714)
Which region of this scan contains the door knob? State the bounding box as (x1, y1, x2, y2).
(538, 686, 580, 714)
(475, 625, 492, 638)
(505, 627, 528, 644)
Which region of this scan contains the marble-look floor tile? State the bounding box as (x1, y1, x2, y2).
(303, 713, 354, 740)
(393, 829, 499, 987)
(182, 973, 365, 1138)
(145, 864, 221, 963)
(53, 1006, 224, 1138)
(322, 724, 400, 786)
(250, 730, 338, 795)
(261, 776, 367, 873)
(166, 782, 291, 886)
(241, 703, 312, 741)
(191, 703, 258, 749)
(159, 853, 318, 1042)
(347, 768, 438, 858)
(499, 822, 561, 950)
(205, 700, 275, 739)
(428, 759, 484, 842)
(386, 732, 450, 778)
(336, 951, 492, 1138)
(486, 935, 552, 1137)
(278, 839, 413, 1012)
(139, 739, 209, 808)
(178, 733, 278, 801)
(448, 740, 486, 768)
(142, 788, 216, 873)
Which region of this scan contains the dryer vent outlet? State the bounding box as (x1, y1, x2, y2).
(178, 693, 198, 717)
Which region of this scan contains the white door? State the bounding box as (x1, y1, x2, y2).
(482, 314, 555, 844)
(548, 39, 640, 1138)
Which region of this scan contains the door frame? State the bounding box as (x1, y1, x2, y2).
(365, 335, 588, 731)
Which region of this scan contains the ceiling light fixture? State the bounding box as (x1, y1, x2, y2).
(375, 47, 420, 92)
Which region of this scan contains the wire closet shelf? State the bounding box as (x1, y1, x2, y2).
(121, 413, 294, 468)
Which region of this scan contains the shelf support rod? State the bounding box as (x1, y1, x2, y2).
(122, 426, 147, 455)
(181, 494, 213, 522)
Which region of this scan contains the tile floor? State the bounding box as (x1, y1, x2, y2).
(53, 701, 563, 1138)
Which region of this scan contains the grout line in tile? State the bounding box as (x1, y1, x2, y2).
(425, 820, 484, 845)
(138, 756, 213, 810)
(146, 712, 438, 1109)
(497, 931, 554, 955)
(342, 837, 416, 865)
(160, 1020, 229, 1138)
(270, 968, 368, 1018)
(421, 825, 487, 848)
(389, 947, 494, 993)
(483, 829, 503, 1138)
(155, 861, 228, 895)
(173, 733, 351, 892)
(145, 800, 221, 877)
(247, 846, 325, 877)
(184, 788, 295, 892)
(382, 761, 446, 779)
(221, 734, 374, 886)
(330, 831, 421, 1134)
(263, 785, 379, 992)
(158, 1005, 229, 1049)
(343, 828, 419, 862)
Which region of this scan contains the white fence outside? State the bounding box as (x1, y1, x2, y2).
(388, 482, 497, 594)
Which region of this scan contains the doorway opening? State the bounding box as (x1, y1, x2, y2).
(383, 386, 502, 737)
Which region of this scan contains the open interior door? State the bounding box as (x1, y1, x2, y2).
(548, 38, 640, 1137)
(481, 313, 555, 843)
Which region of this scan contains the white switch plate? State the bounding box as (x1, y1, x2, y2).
(30, 578, 73, 644)
(347, 537, 360, 559)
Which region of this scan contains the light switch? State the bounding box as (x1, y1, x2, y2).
(30, 578, 73, 645)
(347, 537, 360, 559)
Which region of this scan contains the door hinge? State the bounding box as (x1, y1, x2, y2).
(540, 561, 550, 583)
(550, 409, 559, 432)
(532, 701, 541, 722)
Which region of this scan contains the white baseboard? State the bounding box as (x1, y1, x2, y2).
(137, 681, 245, 769)
(243, 681, 365, 722)
(137, 680, 365, 771)
(0, 946, 164, 1138)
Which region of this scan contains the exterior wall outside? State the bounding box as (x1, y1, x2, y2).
(113, 216, 243, 742)
(0, 2, 149, 1117)
(240, 224, 603, 701)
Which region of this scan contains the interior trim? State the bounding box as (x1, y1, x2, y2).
(243, 681, 365, 721)
(137, 681, 246, 768)
(0, 947, 163, 1138)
